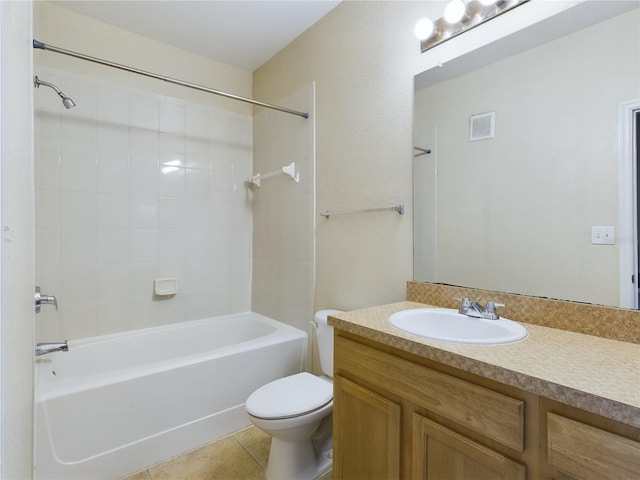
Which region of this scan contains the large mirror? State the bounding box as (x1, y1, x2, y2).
(413, 2, 640, 308)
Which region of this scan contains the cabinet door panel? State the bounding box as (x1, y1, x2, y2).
(413, 413, 526, 480)
(547, 413, 640, 480)
(334, 376, 401, 480)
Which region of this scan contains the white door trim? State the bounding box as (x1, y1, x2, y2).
(618, 98, 640, 309)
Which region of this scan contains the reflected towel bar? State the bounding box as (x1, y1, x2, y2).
(414, 146, 431, 157)
(320, 204, 405, 219)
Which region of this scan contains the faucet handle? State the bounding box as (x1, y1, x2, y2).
(35, 286, 58, 313)
(454, 297, 472, 314)
(485, 301, 505, 319)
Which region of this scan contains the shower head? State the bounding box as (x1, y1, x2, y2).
(34, 75, 76, 109)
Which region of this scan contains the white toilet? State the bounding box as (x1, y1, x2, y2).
(245, 309, 343, 480)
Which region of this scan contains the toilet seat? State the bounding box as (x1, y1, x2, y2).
(246, 372, 333, 420)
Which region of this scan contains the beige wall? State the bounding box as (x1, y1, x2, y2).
(255, 1, 639, 312)
(254, 1, 430, 312)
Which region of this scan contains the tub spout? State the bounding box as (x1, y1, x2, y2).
(36, 341, 68, 356)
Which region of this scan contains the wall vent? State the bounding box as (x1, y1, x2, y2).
(470, 112, 495, 141)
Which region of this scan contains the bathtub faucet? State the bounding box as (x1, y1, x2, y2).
(35, 341, 69, 356)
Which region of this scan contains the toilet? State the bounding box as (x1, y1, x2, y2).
(245, 309, 343, 480)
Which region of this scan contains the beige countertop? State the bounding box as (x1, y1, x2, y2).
(329, 301, 640, 428)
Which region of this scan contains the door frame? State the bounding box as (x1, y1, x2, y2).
(618, 98, 640, 309)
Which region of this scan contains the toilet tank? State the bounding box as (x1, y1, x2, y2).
(314, 309, 343, 377)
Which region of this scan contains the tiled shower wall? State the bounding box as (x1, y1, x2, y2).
(251, 84, 315, 335)
(35, 66, 253, 341)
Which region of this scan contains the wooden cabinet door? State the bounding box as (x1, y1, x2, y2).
(412, 413, 526, 480)
(333, 375, 402, 480)
(547, 413, 640, 480)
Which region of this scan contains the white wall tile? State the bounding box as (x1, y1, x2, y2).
(36, 148, 60, 190)
(98, 193, 130, 228)
(159, 229, 185, 261)
(36, 113, 61, 152)
(186, 106, 210, 139)
(37, 228, 61, 269)
(95, 300, 130, 335)
(158, 165, 186, 197)
(159, 132, 186, 166)
(158, 197, 186, 229)
(60, 266, 97, 304)
(186, 198, 211, 229)
(97, 229, 130, 264)
(129, 152, 159, 196)
(60, 117, 96, 155)
(36, 68, 254, 341)
(130, 229, 159, 263)
(159, 100, 185, 135)
(97, 154, 130, 194)
(130, 195, 159, 228)
(59, 302, 98, 339)
(127, 263, 158, 297)
(97, 124, 129, 157)
(60, 191, 97, 228)
(186, 168, 211, 199)
(130, 127, 159, 153)
(97, 264, 132, 300)
(60, 228, 96, 266)
(130, 95, 159, 131)
(60, 151, 97, 192)
(97, 88, 129, 125)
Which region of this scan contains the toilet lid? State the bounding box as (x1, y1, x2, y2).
(246, 372, 333, 419)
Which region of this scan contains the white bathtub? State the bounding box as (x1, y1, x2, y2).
(34, 312, 307, 479)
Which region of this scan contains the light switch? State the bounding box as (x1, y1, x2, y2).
(591, 226, 615, 245)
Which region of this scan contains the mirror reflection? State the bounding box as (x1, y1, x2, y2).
(413, 6, 640, 308)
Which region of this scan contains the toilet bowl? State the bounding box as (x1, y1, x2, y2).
(245, 309, 343, 480)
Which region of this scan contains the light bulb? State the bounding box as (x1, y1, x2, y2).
(444, 0, 467, 24)
(414, 18, 436, 40)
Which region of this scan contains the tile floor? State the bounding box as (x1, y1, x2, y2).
(121, 426, 332, 480)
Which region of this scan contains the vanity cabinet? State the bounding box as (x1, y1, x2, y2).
(333, 330, 640, 480)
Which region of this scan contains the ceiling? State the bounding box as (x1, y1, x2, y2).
(52, 1, 341, 72)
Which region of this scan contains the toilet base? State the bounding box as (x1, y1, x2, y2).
(265, 416, 333, 480)
(265, 436, 332, 480)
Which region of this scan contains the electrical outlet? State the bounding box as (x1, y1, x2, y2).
(591, 226, 615, 245)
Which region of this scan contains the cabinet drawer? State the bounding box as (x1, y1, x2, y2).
(335, 336, 524, 451)
(547, 413, 640, 479)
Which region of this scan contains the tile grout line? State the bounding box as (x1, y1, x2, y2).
(232, 433, 268, 471)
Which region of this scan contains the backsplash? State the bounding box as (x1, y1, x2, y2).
(407, 281, 640, 344)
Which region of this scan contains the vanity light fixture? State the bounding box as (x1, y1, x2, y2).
(416, 0, 529, 52)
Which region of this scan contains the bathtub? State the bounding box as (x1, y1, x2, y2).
(34, 312, 307, 479)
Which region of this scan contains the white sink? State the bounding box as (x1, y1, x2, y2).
(388, 308, 527, 345)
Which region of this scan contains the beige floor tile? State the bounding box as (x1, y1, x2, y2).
(233, 426, 271, 468)
(316, 469, 333, 480)
(120, 470, 151, 480)
(149, 436, 265, 480)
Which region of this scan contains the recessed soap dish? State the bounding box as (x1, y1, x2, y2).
(154, 278, 178, 296)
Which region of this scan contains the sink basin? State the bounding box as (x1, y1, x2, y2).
(388, 308, 527, 345)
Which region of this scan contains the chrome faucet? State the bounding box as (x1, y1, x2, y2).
(454, 297, 505, 320)
(35, 341, 68, 357)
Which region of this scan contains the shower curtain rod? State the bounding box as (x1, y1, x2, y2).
(33, 39, 309, 119)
